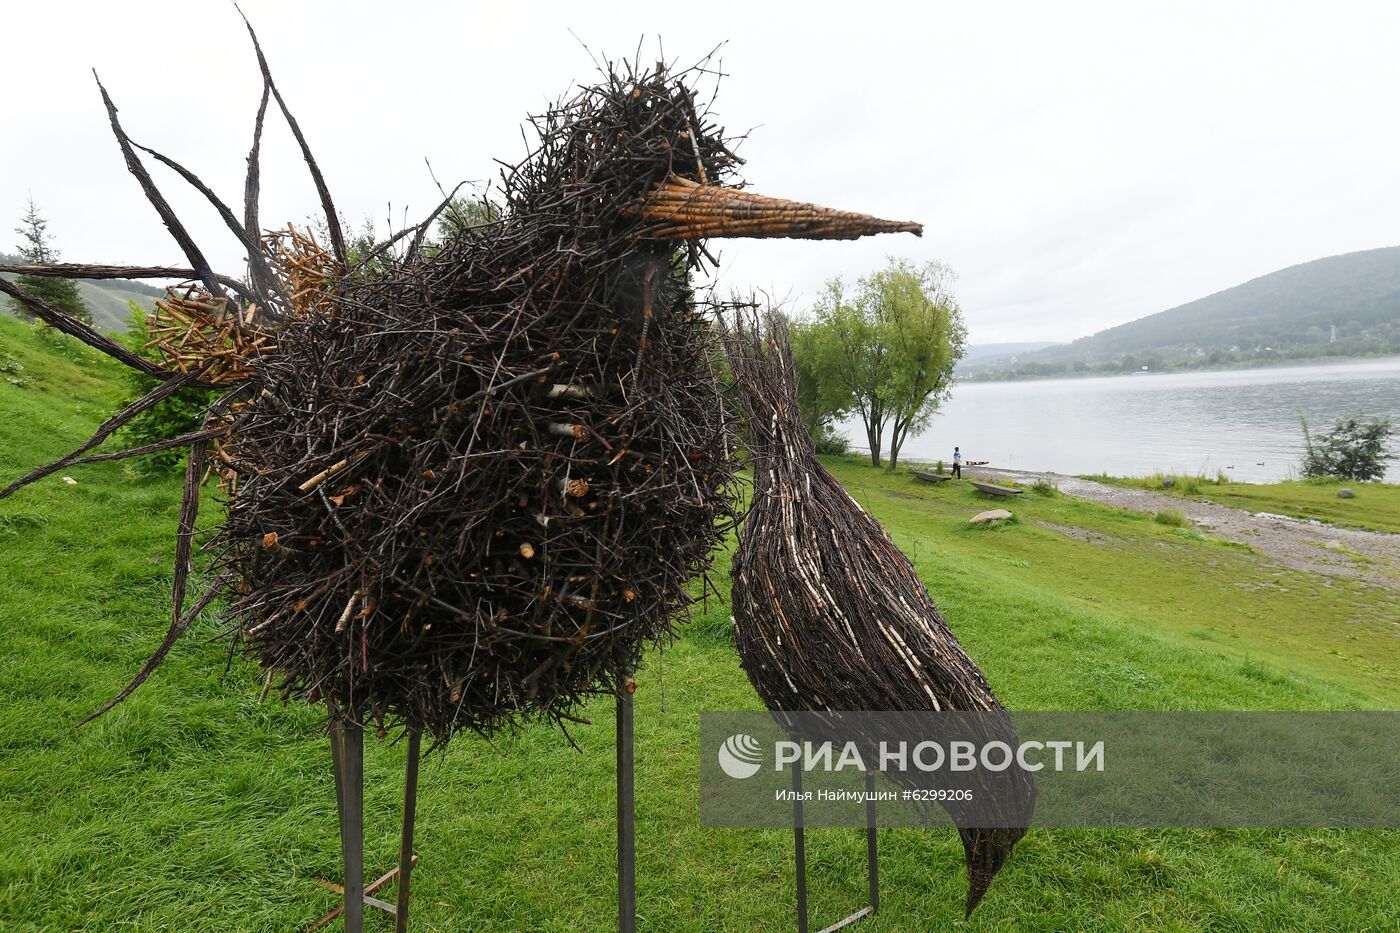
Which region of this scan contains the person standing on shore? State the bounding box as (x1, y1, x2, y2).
(953, 446, 962, 479)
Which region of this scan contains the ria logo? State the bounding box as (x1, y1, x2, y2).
(718, 733, 764, 779)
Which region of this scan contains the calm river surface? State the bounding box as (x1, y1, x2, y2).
(847, 357, 1400, 483)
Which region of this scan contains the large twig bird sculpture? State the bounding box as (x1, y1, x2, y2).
(0, 23, 919, 745)
(722, 312, 1037, 918)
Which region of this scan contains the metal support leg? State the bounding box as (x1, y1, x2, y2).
(315, 706, 421, 932)
(617, 679, 636, 933)
(865, 772, 879, 915)
(793, 766, 809, 933)
(792, 768, 879, 933)
(395, 729, 422, 933)
(332, 709, 365, 933)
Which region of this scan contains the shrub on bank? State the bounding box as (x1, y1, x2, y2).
(1300, 415, 1394, 482)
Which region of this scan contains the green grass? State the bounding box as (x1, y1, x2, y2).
(834, 462, 1400, 705)
(3, 316, 1399, 930)
(1085, 471, 1231, 496)
(1152, 508, 1187, 527)
(1093, 471, 1400, 535)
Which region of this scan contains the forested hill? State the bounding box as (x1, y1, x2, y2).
(957, 341, 1060, 370)
(0, 253, 163, 333)
(966, 246, 1400, 380)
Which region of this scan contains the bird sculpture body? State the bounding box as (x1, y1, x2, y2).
(723, 315, 1036, 917)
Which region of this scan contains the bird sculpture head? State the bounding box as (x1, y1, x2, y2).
(471, 60, 922, 351)
(500, 60, 923, 241)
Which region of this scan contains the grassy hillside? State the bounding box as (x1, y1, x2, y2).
(969, 246, 1400, 379)
(2, 317, 1398, 930)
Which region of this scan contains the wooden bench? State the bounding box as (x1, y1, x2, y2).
(912, 471, 950, 483)
(970, 481, 1023, 497)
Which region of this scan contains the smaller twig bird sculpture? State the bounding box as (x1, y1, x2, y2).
(722, 312, 1037, 918)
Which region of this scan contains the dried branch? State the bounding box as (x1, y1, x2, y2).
(0, 372, 217, 502)
(93, 72, 230, 302)
(127, 138, 287, 310)
(236, 10, 347, 268)
(79, 575, 231, 726)
(0, 277, 201, 382)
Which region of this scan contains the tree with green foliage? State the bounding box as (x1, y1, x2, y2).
(8, 198, 91, 325)
(872, 259, 966, 468)
(793, 259, 965, 468)
(117, 303, 220, 475)
(1300, 415, 1394, 482)
(790, 304, 854, 454)
(435, 194, 501, 241)
(800, 277, 886, 464)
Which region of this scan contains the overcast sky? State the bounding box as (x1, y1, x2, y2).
(4, 1, 1398, 344)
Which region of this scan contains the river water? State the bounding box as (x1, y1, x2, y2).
(844, 357, 1400, 483)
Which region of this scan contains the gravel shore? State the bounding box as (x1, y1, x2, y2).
(964, 466, 1400, 589)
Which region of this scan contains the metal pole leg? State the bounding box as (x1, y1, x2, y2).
(790, 768, 877, 933)
(617, 678, 636, 933)
(329, 702, 346, 837)
(336, 712, 365, 933)
(793, 765, 808, 933)
(865, 772, 879, 914)
(394, 729, 423, 933)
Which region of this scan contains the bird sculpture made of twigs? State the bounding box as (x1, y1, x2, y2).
(0, 19, 921, 749)
(721, 312, 1036, 917)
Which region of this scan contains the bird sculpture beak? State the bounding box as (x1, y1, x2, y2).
(633, 175, 922, 240)
(961, 827, 1021, 918)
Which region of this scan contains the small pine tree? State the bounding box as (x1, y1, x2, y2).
(8, 198, 91, 325)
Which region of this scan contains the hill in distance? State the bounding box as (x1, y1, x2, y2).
(1, 253, 164, 333)
(967, 246, 1400, 380)
(958, 341, 1061, 367)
